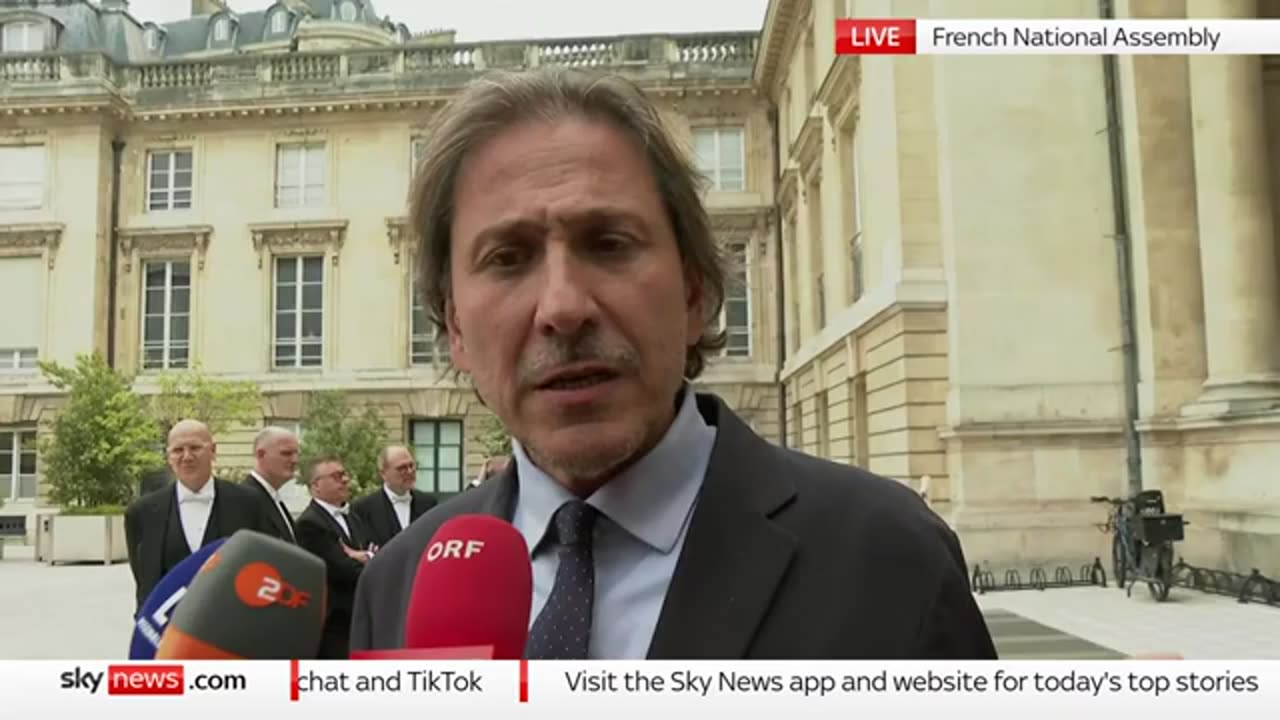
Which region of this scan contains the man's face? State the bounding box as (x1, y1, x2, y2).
(380, 447, 416, 494)
(446, 116, 703, 486)
(310, 462, 351, 506)
(167, 428, 215, 489)
(257, 435, 299, 486)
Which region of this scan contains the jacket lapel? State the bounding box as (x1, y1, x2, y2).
(149, 488, 175, 583)
(313, 500, 353, 544)
(409, 491, 433, 523)
(476, 466, 519, 520)
(646, 395, 798, 659)
(201, 478, 224, 547)
(378, 491, 401, 535)
(250, 474, 291, 539)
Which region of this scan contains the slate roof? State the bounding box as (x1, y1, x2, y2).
(0, 1, 403, 62)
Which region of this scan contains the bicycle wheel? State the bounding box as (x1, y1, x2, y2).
(1111, 533, 1127, 589)
(1147, 544, 1174, 602)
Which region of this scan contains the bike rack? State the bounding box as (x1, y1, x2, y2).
(1170, 560, 1280, 608)
(972, 558, 1107, 594)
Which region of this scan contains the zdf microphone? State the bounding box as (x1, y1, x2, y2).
(350, 514, 531, 660)
(155, 529, 327, 659)
(129, 537, 227, 660)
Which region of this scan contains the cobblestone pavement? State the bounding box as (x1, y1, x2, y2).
(2, 545, 1277, 659)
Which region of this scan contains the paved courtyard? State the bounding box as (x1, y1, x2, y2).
(2, 544, 1278, 659)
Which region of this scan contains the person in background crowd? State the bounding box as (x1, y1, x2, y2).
(241, 426, 301, 543)
(124, 419, 273, 611)
(296, 456, 375, 659)
(351, 445, 438, 549)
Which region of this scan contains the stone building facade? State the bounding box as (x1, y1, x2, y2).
(0, 0, 777, 516)
(3, 0, 1278, 581)
(759, 0, 1280, 577)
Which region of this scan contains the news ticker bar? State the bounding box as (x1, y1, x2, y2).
(835, 19, 1280, 55)
(0, 660, 1276, 717)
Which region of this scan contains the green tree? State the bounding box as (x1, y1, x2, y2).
(476, 412, 511, 457)
(150, 363, 263, 439)
(38, 354, 160, 511)
(299, 391, 389, 497)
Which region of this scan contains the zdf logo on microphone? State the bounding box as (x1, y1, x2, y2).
(425, 538, 485, 562)
(234, 561, 311, 609)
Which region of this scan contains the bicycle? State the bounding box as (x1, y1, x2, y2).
(1090, 490, 1187, 602)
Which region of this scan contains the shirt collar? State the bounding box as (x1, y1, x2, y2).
(314, 497, 348, 516)
(512, 385, 716, 556)
(384, 485, 412, 504)
(176, 478, 215, 503)
(249, 471, 280, 502)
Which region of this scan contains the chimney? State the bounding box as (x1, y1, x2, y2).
(191, 0, 229, 17)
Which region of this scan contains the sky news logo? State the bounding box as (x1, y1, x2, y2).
(60, 665, 184, 695)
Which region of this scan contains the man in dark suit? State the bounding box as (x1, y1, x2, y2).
(295, 456, 373, 659)
(351, 444, 437, 549)
(240, 426, 301, 543)
(350, 68, 996, 659)
(124, 419, 273, 611)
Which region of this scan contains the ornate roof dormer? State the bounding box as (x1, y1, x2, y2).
(207, 9, 239, 50)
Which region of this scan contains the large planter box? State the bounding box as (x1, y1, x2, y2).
(44, 514, 128, 565)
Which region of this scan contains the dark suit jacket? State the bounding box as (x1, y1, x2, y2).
(350, 393, 997, 659)
(124, 477, 272, 611)
(350, 486, 437, 549)
(240, 473, 298, 543)
(296, 500, 371, 659)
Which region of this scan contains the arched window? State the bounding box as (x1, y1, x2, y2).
(271, 11, 288, 34)
(213, 18, 229, 42)
(339, 2, 358, 22)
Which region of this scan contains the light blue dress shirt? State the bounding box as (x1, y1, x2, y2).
(511, 387, 717, 659)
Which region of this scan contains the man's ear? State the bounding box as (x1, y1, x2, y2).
(445, 298, 469, 373)
(683, 266, 706, 346)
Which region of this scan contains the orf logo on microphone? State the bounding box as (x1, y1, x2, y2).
(234, 561, 311, 609)
(425, 538, 485, 562)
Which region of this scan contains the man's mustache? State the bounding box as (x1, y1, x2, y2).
(518, 334, 639, 386)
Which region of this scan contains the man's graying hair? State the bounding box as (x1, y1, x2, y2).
(408, 67, 728, 379)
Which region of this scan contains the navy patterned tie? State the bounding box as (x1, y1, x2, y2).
(525, 501, 598, 660)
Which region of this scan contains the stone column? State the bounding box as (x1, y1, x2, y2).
(1185, 0, 1280, 413)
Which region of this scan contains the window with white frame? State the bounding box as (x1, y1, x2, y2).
(0, 145, 45, 210)
(719, 241, 751, 358)
(147, 149, 193, 212)
(275, 142, 326, 209)
(339, 2, 359, 21)
(846, 129, 864, 303)
(145, 28, 159, 51)
(693, 126, 745, 191)
(0, 429, 37, 502)
(410, 419, 463, 496)
(0, 257, 41, 371)
(213, 18, 230, 42)
(271, 11, 289, 34)
(273, 255, 324, 369)
(2, 21, 43, 52)
(409, 275, 441, 366)
(141, 260, 191, 371)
